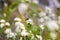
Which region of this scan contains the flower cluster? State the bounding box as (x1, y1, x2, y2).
(0, 0, 60, 40)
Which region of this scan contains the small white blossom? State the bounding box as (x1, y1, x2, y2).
(0, 19, 5, 23)
(14, 18, 21, 22)
(0, 23, 5, 28)
(3, 13, 7, 17)
(15, 26, 21, 33)
(18, 3, 28, 13)
(39, 25, 44, 30)
(4, 3, 8, 7)
(20, 37, 22, 40)
(44, 16, 51, 21)
(45, 6, 52, 14)
(32, 0, 38, 4)
(38, 18, 44, 23)
(26, 19, 33, 24)
(5, 22, 10, 26)
(50, 32, 57, 40)
(39, 12, 46, 17)
(5, 28, 12, 34)
(21, 30, 29, 36)
(46, 21, 59, 31)
(7, 32, 16, 38)
(15, 22, 25, 30)
(36, 35, 42, 40)
(58, 16, 60, 20)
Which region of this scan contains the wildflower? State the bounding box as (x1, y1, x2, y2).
(45, 6, 52, 14)
(58, 16, 60, 20)
(3, 13, 7, 17)
(20, 37, 22, 40)
(5, 28, 12, 34)
(44, 16, 51, 21)
(46, 21, 59, 31)
(5, 22, 10, 26)
(38, 18, 44, 23)
(32, 0, 38, 4)
(14, 18, 21, 22)
(15, 22, 25, 30)
(39, 12, 46, 17)
(26, 19, 33, 25)
(7, 32, 16, 38)
(0, 23, 5, 28)
(18, 3, 28, 13)
(21, 30, 29, 36)
(0, 19, 5, 23)
(50, 32, 57, 40)
(39, 25, 44, 30)
(36, 35, 42, 40)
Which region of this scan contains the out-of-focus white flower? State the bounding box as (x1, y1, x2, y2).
(20, 37, 22, 40)
(38, 18, 44, 23)
(26, 19, 33, 24)
(21, 30, 29, 36)
(36, 35, 42, 40)
(58, 16, 60, 20)
(39, 12, 46, 17)
(7, 32, 16, 38)
(44, 16, 51, 21)
(46, 21, 59, 31)
(15, 26, 21, 33)
(5, 22, 10, 26)
(39, 25, 44, 30)
(50, 32, 57, 40)
(0, 19, 5, 23)
(18, 3, 28, 13)
(45, 6, 52, 14)
(5, 28, 12, 34)
(3, 13, 7, 17)
(32, 0, 38, 4)
(4, 3, 8, 7)
(15, 22, 25, 30)
(0, 23, 5, 28)
(14, 18, 21, 22)
(57, 20, 60, 25)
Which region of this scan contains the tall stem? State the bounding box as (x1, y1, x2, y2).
(20, 12, 27, 27)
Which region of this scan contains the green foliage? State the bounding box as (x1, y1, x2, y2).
(26, 23, 41, 35)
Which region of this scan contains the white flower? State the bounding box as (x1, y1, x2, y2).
(14, 18, 21, 22)
(57, 20, 60, 25)
(36, 35, 42, 40)
(5, 28, 12, 34)
(21, 30, 29, 36)
(0, 19, 5, 23)
(5, 22, 10, 26)
(45, 6, 52, 14)
(7, 32, 16, 38)
(38, 18, 44, 23)
(39, 12, 46, 17)
(20, 37, 22, 40)
(32, 0, 38, 4)
(0, 23, 5, 28)
(58, 16, 60, 20)
(3, 13, 7, 17)
(44, 16, 51, 21)
(15, 22, 25, 30)
(4, 3, 8, 7)
(50, 32, 57, 40)
(39, 25, 44, 30)
(46, 21, 59, 31)
(15, 26, 21, 33)
(26, 19, 33, 24)
(18, 3, 28, 13)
